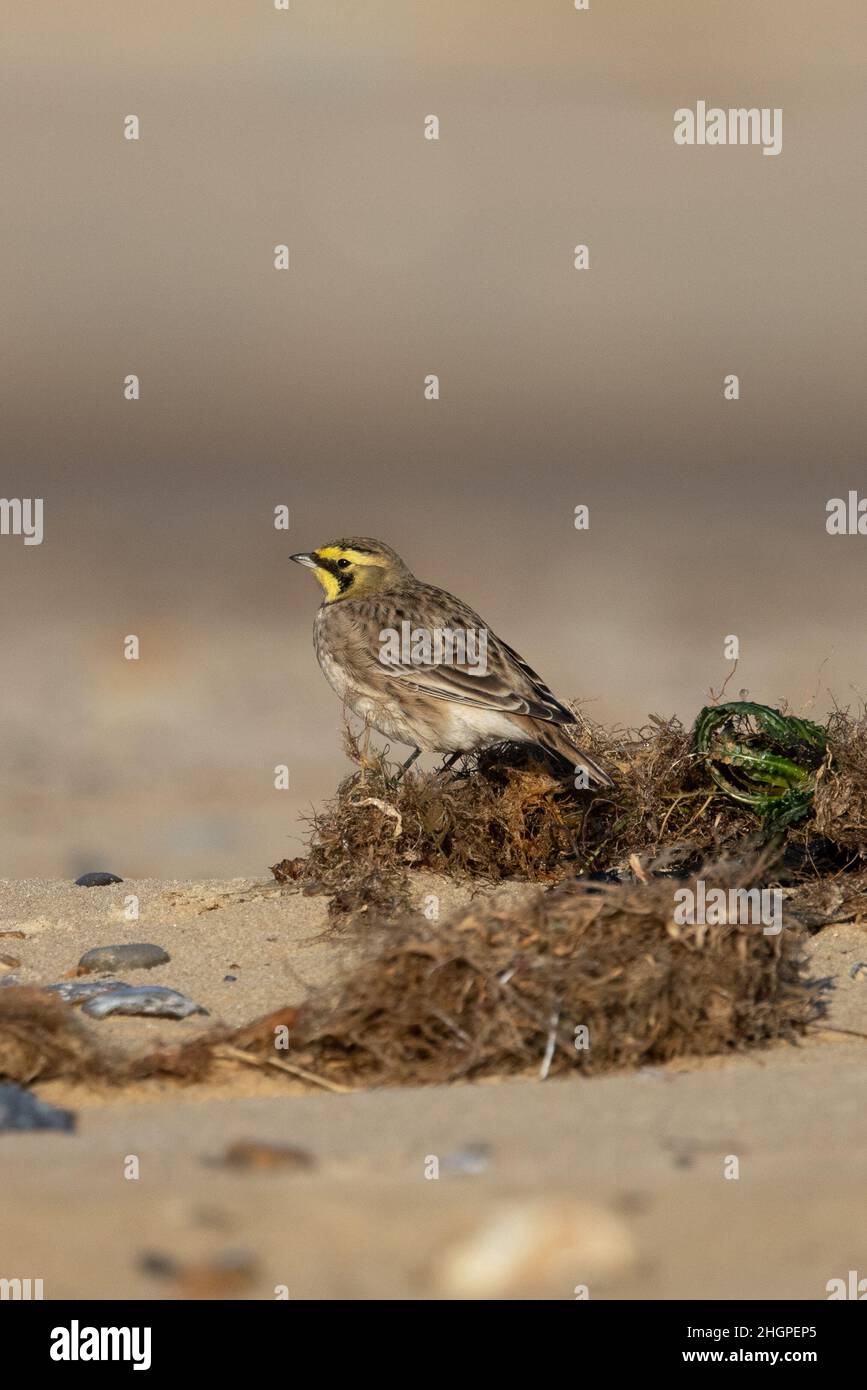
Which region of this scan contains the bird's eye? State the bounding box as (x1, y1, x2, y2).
(337, 558, 351, 569)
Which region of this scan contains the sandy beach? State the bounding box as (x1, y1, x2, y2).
(2, 0, 864, 1324)
(1, 874, 865, 1300)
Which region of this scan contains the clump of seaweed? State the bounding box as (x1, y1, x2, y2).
(271, 732, 588, 919)
(273, 705, 867, 918)
(0, 868, 821, 1093)
(785, 871, 867, 929)
(0, 986, 293, 1090)
(0, 987, 118, 1085)
(270, 864, 818, 1087)
(811, 709, 867, 857)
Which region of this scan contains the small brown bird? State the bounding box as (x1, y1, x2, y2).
(290, 537, 613, 787)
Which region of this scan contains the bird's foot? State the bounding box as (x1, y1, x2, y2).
(436, 750, 465, 777)
(388, 746, 422, 788)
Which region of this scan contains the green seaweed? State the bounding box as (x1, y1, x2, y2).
(693, 701, 828, 833)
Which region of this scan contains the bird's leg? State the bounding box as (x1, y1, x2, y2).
(437, 750, 464, 776)
(359, 720, 373, 786)
(391, 746, 422, 787)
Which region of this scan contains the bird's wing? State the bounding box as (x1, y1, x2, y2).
(342, 586, 576, 725)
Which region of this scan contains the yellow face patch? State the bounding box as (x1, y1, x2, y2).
(310, 545, 390, 602)
(311, 565, 341, 602)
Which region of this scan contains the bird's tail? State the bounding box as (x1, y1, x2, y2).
(533, 726, 615, 789)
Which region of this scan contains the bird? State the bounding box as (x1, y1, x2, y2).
(290, 537, 613, 787)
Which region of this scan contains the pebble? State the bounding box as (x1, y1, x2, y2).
(74, 871, 123, 887)
(78, 944, 169, 974)
(217, 1140, 316, 1172)
(0, 1083, 76, 1134)
(139, 1248, 257, 1298)
(0, 954, 21, 972)
(81, 984, 208, 1020)
(441, 1142, 492, 1175)
(429, 1197, 636, 1297)
(849, 962, 867, 981)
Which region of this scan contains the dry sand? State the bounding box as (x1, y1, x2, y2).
(1, 875, 866, 1299)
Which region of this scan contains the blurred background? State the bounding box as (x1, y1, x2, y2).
(1, 0, 864, 877)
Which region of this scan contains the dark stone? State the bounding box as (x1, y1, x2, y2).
(78, 944, 169, 973)
(74, 871, 123, 887)
(0, 1083, 76, 1133)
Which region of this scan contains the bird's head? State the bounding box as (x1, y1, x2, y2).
(290, 537, 410, 602)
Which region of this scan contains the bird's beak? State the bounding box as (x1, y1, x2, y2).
(290, 552, 319, 569)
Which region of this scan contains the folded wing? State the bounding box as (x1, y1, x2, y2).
(349, 586, 576, 726)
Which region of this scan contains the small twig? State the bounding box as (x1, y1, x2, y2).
(214, 1044, 350, 1094)
(709, 659, 739, 705)
(628, 853, 649, 884)
(429, 1009, 473, 1047)
(539, 1009, 560, 1080)
(658, 793, 691, 839)
(808, 1025, 867, 1043)
(680, 793, 716, 832)
(494, 980, 576, 1064)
